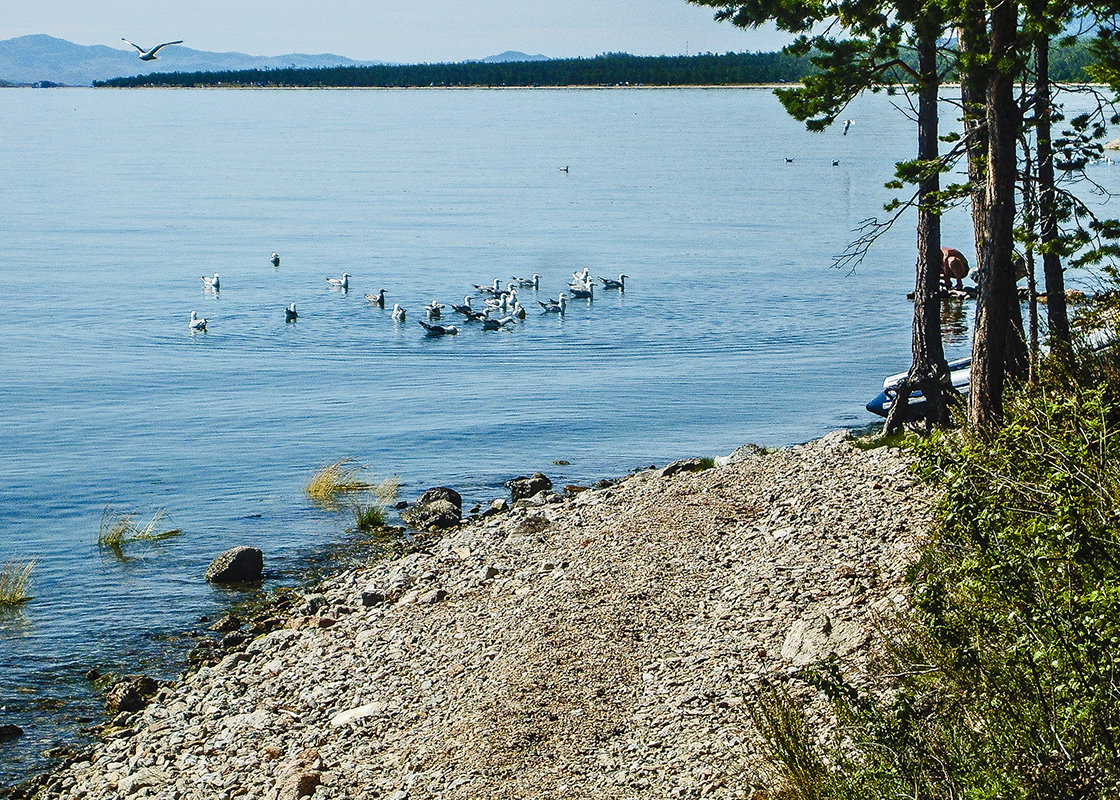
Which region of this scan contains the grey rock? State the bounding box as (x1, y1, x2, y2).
(361, 589, 386, 607)
(0, 724, 22, 741)
(105, 676, 158, 715)
(118, 767, 165, 795)
(205, 546, 263, 583)
(781, 614, 868, 666)
(481, 498, 509, 517)
(506, 472, 552, 501)
(415, 486, 462, 511)
(400, 487, 463, 530)
(659, 458, 704, 477)
(418, 588, 448, 605)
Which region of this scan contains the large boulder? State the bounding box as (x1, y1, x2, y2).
(506, 472, 552, 501)
(0, 724, 23, 741)
(400, 487, 462, 530)
(205, 546, 264, 583)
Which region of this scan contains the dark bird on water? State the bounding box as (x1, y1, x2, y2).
(271, 252, 281, 267)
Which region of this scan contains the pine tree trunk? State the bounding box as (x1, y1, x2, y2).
(959, 0, 989, 262)
(1035, 33, 1071, 355)
(886, 23, 950, 434)
(970, 0, 1020, 432)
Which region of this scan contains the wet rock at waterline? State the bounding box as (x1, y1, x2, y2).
(506, 472, 552, 501)
(0, 724, 23, 741)
(104, 676, 159, 715)
(205, 546, 263, 583)
(400, 487, 462, 530)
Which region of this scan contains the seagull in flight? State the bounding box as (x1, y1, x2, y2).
(122, 38, 184, 61)
(842, 118, 855, 135)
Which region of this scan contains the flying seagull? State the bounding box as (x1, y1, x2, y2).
(842, 118, 855, 135)
(122, 38, 183, 61)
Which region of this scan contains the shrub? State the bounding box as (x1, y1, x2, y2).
(0, 559, 36, 606)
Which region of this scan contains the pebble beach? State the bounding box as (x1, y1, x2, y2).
(20, 430, 934, 800)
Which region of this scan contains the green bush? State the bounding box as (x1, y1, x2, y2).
(755, 344, 1120, 799)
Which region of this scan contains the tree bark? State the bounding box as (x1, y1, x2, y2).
(1034, 33, 1071, 356)
(969, 0, 1021, 432)
(959, 0, 989, 263)
(885, 20, 951, 434)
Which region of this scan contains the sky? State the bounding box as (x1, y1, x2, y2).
(6, 1, 791, 63)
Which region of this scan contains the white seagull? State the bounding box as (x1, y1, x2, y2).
(424, 300, 444, 319)
(419, 321, 459, 336)
(122, 38, 183, 61)
(271, 252, 281, 267)
(539, 295, 567, 314)
(201, 272, 219, 291)
(285, 302, 298, 322)
(327, 272, 350, 291)
(842, 118, 855, 135)
(600, 273, 627, 290)
(391, 303, 406, 321)
(188, 310, 207, 331)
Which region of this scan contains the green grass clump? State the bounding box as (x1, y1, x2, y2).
(305, 459, 378, 505)
(353, 503, 388, 532)
(0, 559, 37, 607)
(97, 508, 181, 549)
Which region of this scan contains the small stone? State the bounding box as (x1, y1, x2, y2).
(361, 590, 386, 607)
(210, 614, 242, 632)
(330, 702, 387, 726)
(205, 546, 264, 583)
(276, 770, 321, 800)
(418, 589, 448, 605)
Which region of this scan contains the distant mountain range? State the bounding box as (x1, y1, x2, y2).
(0, 35, 549, 87)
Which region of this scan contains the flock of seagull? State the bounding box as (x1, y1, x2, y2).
(186, 253, 628, 336)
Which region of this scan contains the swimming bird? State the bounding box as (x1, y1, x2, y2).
(832, 159, 840, 167)
(785, 157, 794, 163)
(510, 300, 526, 319)
(419, 321, 458, 336)
(600, 273, 627, 290)
(481, 316, 514, 331)
(571, 267, 590, 284)
(363, 288, 386, 307)
(327, 272, 350, 291)
(284, 302, 298, 322)
(391, 303, 406, 321)
(451, 296, 475, 316)
(569, 283, 594, 300)
(539, 295, 567, 314)
(425, 300, 444, 319)
(512, 273, 540, 289)
(121, 38, 183, 60)
(842, 118, 855, 135)
(560, 165, 569, 173)
(474, 278, 502, 296)
(201, 272, 220, 291)
(188, 310, 207, 331)
(271, 252, 281, 267)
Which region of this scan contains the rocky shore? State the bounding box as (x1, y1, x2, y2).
(27, 430, 932, 800)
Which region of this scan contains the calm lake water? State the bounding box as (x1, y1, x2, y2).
(0, 86, 1115, 785)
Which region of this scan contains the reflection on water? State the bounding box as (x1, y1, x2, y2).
(940, 296, 970, 347)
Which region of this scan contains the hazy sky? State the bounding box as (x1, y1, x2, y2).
(7, 1, 790, 63)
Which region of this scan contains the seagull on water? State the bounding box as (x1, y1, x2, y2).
(474, 278, 502, 296)
(569, 282, 594, 300)
(600, 273, 627, 290)
(425, 300, 444, 319)
(510, 300, 526, 319)
(842, 118, 855, 135)
(451, 296, 475, 316)
(271, 252, 281, 267)
(419, 321, 459, 336)
(201, 272, 220, 291)
(539, 295, 567, 314)
(188, 310, 207, 331)
(122, 38, 183, 61)
(285, 302, 298, 322)
(481, 316, 514, 331)
(327, 272, 350, 291)
(391, 303, 406, 321)
(364, 288, 386, 307)
(512, 273, 540, 289)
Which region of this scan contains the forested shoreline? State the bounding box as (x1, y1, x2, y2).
(93, 43, 1096, 88)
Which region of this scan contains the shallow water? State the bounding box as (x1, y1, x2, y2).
(0, 86, 1115, 785)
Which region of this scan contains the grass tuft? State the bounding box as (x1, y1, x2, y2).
(0, 559, 37, 607)
(97, 508, 181, 549)
(353, 502, 388, 532)
(305, 459, 377, 505)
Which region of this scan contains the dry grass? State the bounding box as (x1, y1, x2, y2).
(305, 459, 380, 505)
(97, 508, 182, 548)
(0, 559, 37, 606)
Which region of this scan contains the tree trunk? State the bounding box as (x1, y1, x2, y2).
(885, 21, 950, 434)
(1034, 33, 1071, 356)
(970, 0, 1020, 432)
(959, 0, 989, 264)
